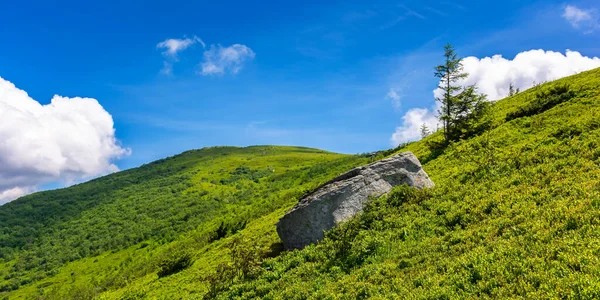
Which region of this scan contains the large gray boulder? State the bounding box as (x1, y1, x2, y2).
(276, 152, 433, 250)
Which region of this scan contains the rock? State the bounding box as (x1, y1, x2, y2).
(276, 152, 434, 250)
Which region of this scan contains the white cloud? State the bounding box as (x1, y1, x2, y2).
(0, 187, 35, 205)
(160, 61, 173, 76)
(391, 49, 600, 146)
(157, 36, 205, 74)
(562, 5, 597, 31)
(156, 37, 254, 76)
(386, 88, 401, 110)
(200, 44, 255, 75)
(390, 106, 439, 146)
(0, 76, 130, 204)
(157, 36, 204, 58)
(448, 49, 600, 101)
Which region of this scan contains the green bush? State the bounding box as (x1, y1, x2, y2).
(209, 220, 247, 242)
(205, 237, 265, 299)
(506, 83, 575, 121)
(157, 250, 193, 278)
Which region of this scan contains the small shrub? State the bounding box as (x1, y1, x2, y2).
(209, 220, 247, 242)
(157, 251, 193, 278)
(398, 260, 411, 269)
(205, 263, 236, 299)
(230, 237, 264, 279)
(204, 237, 265, 298)
(386, 185, 430, 207)
(552, 125, 583, 140)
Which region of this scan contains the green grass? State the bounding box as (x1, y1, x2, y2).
(2, 68, 600, 299)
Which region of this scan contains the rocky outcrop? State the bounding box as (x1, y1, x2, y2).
(276, 152, 434, 250)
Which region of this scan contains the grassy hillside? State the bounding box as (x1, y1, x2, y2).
(2, 67, 600, 299)
(209, 68, 600, 299)
(0, 146, 372, 299)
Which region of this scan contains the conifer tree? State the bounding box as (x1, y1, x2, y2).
(434, 43, 467, 142)
(434, 43, 489, 142)
(451, 85, 489, 140)
(420, 123, 431, 138)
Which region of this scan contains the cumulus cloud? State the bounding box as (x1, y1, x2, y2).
(563, 5, 598, 32)
(0, 77, 129, 204)
(200, 44, 256, 75)
(391, 49, 600, 146)
(437, 49, 600, 101)
(390, 106, 439, 145)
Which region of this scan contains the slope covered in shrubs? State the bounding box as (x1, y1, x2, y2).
(208, 68, 600, 299)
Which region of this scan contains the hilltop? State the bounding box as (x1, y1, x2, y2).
(1, 67, 600, 299)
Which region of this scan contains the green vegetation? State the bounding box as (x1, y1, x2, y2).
(435, 43, 489, 143)
(1, 67, 600, 299)
(505, 83, 575, 121)
(210, 68, 600, 298)
(0, 146, 371, 298)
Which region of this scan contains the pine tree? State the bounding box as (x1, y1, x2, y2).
(451, 85, 489, 141)
(509, 82, 515, 96)
(435, 43, 468, 142)
(420, 123, 431, 138)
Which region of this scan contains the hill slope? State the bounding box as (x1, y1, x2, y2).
(210, 68, 600, 299)
(2, 67, 600, 299)
(0, 146, 372, 298)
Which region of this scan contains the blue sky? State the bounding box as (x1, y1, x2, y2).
(1, 0, 599, 201)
